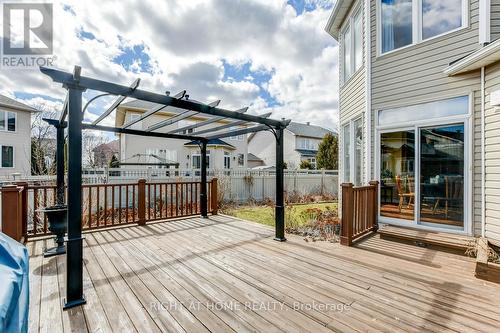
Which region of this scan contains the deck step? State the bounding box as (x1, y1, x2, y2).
(378, 225, 477, 254)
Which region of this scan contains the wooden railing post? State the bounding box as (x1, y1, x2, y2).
(1, 185, 23, 242)
(138, 179, 146, 225)
(340, 183, 354, 246)
(211, 178, 218, 215)
(369, 180, 379, 231)
(15, 182, 29, 241)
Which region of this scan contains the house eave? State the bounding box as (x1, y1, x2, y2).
(444, 39, 500, 76)
(324, 0, 354, 40)
(0, 102, 38, 113)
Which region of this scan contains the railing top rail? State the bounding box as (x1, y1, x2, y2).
(352, 185, 375, 191)
(24, 179, 214, 190)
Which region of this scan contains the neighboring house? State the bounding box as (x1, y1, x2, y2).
(326, 0, 500, 242)
(248, 121, 334, 169)
(247, 153, 265, 168)
(115, 99, 248, 170)
(0, 95, 36, 177)
(92, 139, 119, 167)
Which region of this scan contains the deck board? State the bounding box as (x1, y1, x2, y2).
(28, 215, 500, 333)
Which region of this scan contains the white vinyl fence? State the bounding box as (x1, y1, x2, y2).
(1, 168, 339, 203)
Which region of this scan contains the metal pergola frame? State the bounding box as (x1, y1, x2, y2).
(40, 66, 290, 309)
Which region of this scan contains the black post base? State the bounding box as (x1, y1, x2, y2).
(63, 297, 86, 310)
(43, 245, 66, 257)
(273, 237, 287, 242)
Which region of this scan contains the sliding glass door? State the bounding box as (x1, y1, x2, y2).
(380, 130, 415, 221)
(419, 124, 464, 229)
(377, 96, 469, 233)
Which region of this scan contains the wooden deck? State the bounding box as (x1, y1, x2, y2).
(28, 215, 500, 333)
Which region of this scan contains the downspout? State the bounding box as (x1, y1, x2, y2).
(364, 0, 371, 183)
(481, 66, 486, 238)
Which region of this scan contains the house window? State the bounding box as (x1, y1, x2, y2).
(237, 153, 244, 167)
(354, 118, 363, 186)
(1, 146, 14, 168)
(380, 0, 466, 54)
(422, 0, 463, 39)
(342, 124, 351, 182)
(127, 113, 142, 130)
(307, 157, 317, 169)
(0, 111, 16, 132)
(343, 118, 363, 185)
(230, 127, 244, 141)
(179, 120, 196, 134)
(192, 152, 210, 169)
(298, 138, 318, 150)
(342, 8, 363, 83)
(224, 152, 231, 169)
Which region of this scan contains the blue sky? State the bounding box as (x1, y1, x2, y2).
(0, 0, 338, 130)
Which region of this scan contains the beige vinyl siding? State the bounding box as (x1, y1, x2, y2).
(492, 0, 500, 41)
(484, 61, 500, 242)
(338, 0, 367, 216)
(370, 0, 482, 235)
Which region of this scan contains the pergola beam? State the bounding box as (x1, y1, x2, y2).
(82, 123, 206, 141)
(40, 67, 287, 128)
(169, 106, 248, 134)
(59, 93, 68, 123)
(91, 78, 140, 125)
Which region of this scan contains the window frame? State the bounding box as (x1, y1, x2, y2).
(377, 0, 469, 56)
(374, 94, 473, 235)
(191, 153, 211, 169)
(342, 116, 364, 185)
(341, 5, 363, 85)
(0, 110, 17, 133)
(237, 153, 245, 167)
(0, 145, 15, 168)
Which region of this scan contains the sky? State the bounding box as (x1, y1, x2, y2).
(0, 0, 338, 131)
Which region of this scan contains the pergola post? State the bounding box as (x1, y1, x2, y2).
(64, 86, 86, 309)
(274, 127, 286, 241)
(200, 140, 208, 218)
(56, 122, 66, 204)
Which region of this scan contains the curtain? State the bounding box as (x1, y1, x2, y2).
(381, 0, 395, 53)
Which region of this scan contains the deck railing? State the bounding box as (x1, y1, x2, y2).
(0, 178, 218, 240)
(340, 181, 379, 246)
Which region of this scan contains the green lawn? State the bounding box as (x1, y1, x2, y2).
(223, 202, 338, 227)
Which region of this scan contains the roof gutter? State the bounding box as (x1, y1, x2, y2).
(444, 38, 500, 76)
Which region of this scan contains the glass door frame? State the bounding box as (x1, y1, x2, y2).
(375, 109, 473, 235)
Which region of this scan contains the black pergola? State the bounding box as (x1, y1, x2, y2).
(40, 66, 290, 309)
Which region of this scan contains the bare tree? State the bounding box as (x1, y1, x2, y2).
(82, 131, 110, 168)
(31, 104, 58, 175)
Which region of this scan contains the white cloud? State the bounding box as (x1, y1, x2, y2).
(0, 0, 338, 130)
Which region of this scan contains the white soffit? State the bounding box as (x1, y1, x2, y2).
(324, 0, 355, 40)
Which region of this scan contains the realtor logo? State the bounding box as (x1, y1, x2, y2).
(2, 3, 55, 69)
(3, 3, 53, 54)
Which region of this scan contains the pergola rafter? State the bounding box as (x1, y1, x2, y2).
(194, 112, 272, 137)
(40, 65, 290, 310)
(169, 106, 248, 134)
(91, 78, 141, 125)
(145, 99, 223, 132)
